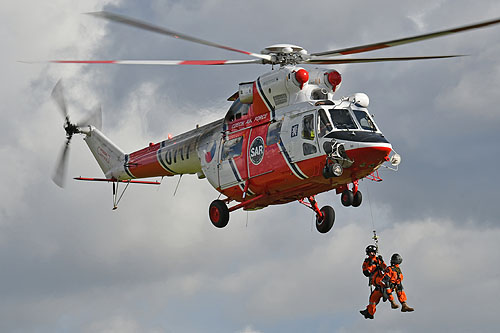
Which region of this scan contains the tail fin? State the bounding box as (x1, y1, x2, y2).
(81, 126, 126, 178)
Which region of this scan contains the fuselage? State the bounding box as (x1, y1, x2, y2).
(107, 66, 393, 210)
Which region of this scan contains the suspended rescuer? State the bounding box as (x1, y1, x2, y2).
(360, 245, 389, 319)
(360, 251, 414, 319)
(383, 253, 414, 313)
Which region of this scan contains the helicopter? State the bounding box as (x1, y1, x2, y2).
(48, 12, 500, 233)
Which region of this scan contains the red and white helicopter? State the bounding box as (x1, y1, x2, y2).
(49, 12, 500, 233)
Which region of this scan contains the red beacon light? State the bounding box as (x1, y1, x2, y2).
(326, 70, 342, 92)
(294, 69, 309, 89)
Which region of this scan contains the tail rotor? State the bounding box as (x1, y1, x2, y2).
(51, 80, 102, 187)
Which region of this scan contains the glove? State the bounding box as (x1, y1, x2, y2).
(378, 255, 383, 262)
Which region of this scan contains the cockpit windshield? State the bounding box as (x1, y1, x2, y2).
(318, 109, 333, 137)
(328, 108, 357, 130)
(353, 110, 377, 131)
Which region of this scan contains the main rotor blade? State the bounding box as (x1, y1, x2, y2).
(52, 141, 70, 188)
(311, 17, 500, 57)
(87, 11, 272, 62)
(305, 54, 465, 64)
(48, 59, 263, 66)
(51, 79, 68, 118)
(77, 104, 102, 130)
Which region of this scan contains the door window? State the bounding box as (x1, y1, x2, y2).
(221, 136, 243, 160)
(301, 114, 315, 140)
(266, 121, 282, 145)
(303, 142, 317, 155)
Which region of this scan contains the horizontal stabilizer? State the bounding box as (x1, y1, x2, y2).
(74, 177, 161, 185)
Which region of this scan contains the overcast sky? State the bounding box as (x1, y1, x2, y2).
(2, 0, 500, 332)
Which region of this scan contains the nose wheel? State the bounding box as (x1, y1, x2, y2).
(339, 181, 363, 207)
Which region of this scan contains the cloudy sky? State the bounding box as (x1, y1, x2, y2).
(2, 0, 500, 332)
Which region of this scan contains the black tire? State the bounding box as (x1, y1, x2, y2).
(316, 205, 335, 233)
(352, 191, 363, 207)
(209, 200, 229, 228)
(341, 190, 354, 207)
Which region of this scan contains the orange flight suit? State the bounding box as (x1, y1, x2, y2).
(362, 255, 388, 317)
(384, 264, 407, 304)
(362, 254, 386, 285)
(366, 274, 389, 316)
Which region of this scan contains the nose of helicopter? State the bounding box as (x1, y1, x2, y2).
(349, 142, 393, 166)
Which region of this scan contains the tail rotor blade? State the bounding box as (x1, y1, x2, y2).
(78, 105, 102, 130)
(51, 79, 68, 118)
(52, 141, 70, 188)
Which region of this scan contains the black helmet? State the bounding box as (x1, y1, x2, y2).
(391, 253, 403, 265)
(365, 245, 377, 255)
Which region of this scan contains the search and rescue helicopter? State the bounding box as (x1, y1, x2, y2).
(48, 12, 500, 233)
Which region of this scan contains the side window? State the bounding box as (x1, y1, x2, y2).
(226, 99, 250, 122)
(221, 136, 243, 160)
(318, 109, 333, 137)
(303, 142, 317, 155)
(266, 121, 282, 145)
(301, 114, 315, 140)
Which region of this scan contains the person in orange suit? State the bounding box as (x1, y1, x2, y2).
(383, 253, 415, 313)
(362, 245, 386, 283)
(360, 245, 387, 319)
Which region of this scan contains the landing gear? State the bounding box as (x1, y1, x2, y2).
(208, 194, 266, 229)
(339, 181, 363, 208)
(352, 190, 363, 207)
(209, 200, 229, 228)
(299, 196, 335, 233)
(316, 205, 335, 233)
(341, 190, 354, 207)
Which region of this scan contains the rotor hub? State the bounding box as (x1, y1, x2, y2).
(261, 44, 309, 66)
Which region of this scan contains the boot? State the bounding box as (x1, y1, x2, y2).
(390, 299, 399, 309)
(401, 302, 414, 312)
(360, 309, 374, 319)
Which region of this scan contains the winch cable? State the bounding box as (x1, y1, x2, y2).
(365, 182, 379, 253)
(365, 182, 381, 293)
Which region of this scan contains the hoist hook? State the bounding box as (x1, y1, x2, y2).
(372, 230, 379, 253)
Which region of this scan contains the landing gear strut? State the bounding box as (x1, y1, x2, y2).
(208, 194, 266, 229)
(299, 196, 335, 233)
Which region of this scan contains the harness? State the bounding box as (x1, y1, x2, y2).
(364, 257, 383, 286)
(389, 265, 404, 291)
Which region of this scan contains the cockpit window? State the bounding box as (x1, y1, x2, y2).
(328, 108, 357, 130)
(353, 110, 377, 131)
(318, 109, 333, 137)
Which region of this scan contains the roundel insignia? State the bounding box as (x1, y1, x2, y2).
(249, 136, 265, 165)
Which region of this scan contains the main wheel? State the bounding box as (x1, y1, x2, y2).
(352, 191, 363, 207)
(316, 205, 335, 233)
(209, 200, 229, 228)
(341, 190, 354, 207)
